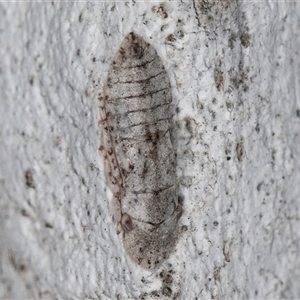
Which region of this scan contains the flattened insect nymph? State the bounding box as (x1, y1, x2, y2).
(99, 32, 182, 269)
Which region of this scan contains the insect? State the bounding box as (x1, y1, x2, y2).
(99, 32, 182, 269)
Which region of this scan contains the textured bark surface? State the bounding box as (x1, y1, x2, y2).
(0, 2, 300, 299)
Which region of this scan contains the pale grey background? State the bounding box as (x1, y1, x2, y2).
(0, 1, 299, 299)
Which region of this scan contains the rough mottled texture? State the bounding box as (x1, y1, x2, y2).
(0, 2, 300, 299)
(100, 32, 181, 269)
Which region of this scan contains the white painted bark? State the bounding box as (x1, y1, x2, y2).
(0, 2, 299, 299)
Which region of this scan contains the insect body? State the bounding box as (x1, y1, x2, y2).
(100, 32, 182, 269)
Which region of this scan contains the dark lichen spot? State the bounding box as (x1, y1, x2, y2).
(257, 182, 263, 191)
(209, 109, 216, 120)
(45, 222, 53, 229)
(214, 70, 224, 91)
(152, 4, 168, 19)
(21, 209, 30, 217)
(194, 0, 215, 15)
(214, 266, 221, 282)
(9, 254, 28, 272)
(240, 32, 251, 48)
(163, 274, 173, 284)
(243, 85, 249, 92)
(228, 33, 237, 49)
(25, 170, 35, 189)
(236, 142, 244, 162)
(255, 123, 260, 133)
(19, 264, 27, 272)
(29, 76, 34, 85)
(175, 30, 184, 39)
(162, 286, 172, 297)
(184, 117, 194, 134)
